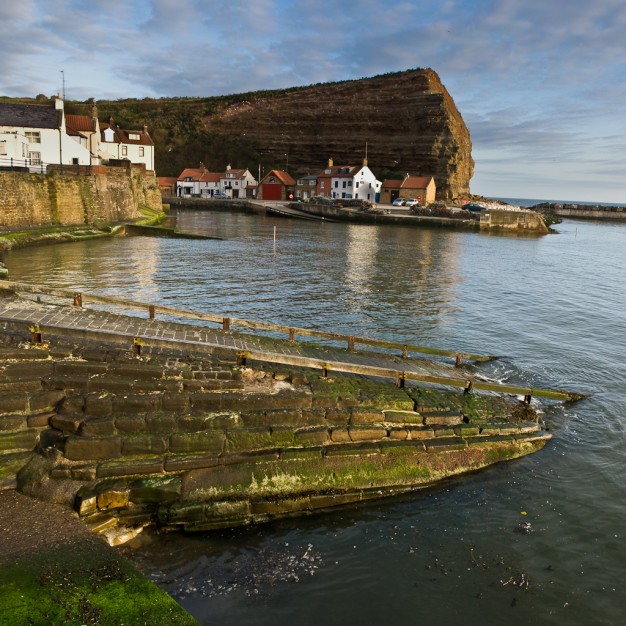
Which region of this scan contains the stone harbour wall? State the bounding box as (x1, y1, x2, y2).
(0, 167, 161, 229)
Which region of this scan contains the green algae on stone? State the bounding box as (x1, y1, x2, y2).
(0, 542, 197, 626)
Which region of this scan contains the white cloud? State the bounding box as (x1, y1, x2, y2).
(0, 0, 624, 201)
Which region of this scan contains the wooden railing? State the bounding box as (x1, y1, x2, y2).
(0, 280, 495, 365)
(0, 280, 588, 403)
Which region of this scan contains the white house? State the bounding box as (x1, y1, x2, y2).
(0, 97, 93, 169)
(316, 158, 380, 202)
(99, 117, 155, 171)
(220, 165, 257, 199)
(351, 162, 380, 202)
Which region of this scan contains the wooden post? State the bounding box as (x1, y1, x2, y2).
(133, 337, 143, 357)
(348, 336, 355, 351)
(289, 327, 295, 342)
(28, 324, 42, 344)
(73, 292, 82, 307)
(455, 353, 463, 368)
(402, 345, 408, 359)
(396, 373, 405, 388)
(149, 305, 155, 320)
(464, 380, 473, 395)
(237, 352, 247, 366)
(524, 393, 533, 405)
(222, 317, 230, 331)
(322, 365, 328, 378)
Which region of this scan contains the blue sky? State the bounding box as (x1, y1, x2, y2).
(2, 0, 625, 203)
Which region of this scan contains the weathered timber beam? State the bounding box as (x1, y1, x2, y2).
(236, 349, 587, 402)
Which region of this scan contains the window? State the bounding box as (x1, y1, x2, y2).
(348, 181, 352, 186)
(128, 133, 140, 140)
(356, 182, 359, 188)
(121, 146, 128, 156)
(29, 152, 41, 164)
(25, 131, 40, 143)
(334, 181, 339, 188)
(309, 180, 316, 186)
(72, 158, 79, 165)
(0, 141, 6, 155)
(320, 182, 325, 188)
(139, 147, 144, 157)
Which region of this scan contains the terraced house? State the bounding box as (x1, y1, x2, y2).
(176, 164, 257, 198)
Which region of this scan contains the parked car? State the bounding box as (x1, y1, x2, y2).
(404, 198, 419, 207)
(463, 203, 487, 212)
(392, 198, 405, 206)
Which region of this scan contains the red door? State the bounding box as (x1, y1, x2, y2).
(263, 184, 282, 200)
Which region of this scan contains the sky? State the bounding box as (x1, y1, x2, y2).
(1, 0, 625, 203)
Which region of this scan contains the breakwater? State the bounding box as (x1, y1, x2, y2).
(531, 202, 626, 221)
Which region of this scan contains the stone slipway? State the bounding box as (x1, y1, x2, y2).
(0, 293, 479, 384)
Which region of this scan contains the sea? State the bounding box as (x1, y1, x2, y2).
(3, 205, 626, 626)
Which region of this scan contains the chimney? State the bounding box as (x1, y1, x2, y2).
(226, 164, 232, 171)
(143, 125, 148, 134)
(328, 157, 333, 167)
(108, 116, 114, 127)
(363, 157, 368, 167)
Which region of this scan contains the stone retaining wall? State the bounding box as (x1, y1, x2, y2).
(0, 167, 161, 229)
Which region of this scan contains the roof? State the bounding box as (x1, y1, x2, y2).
(403, 175, 434, 189)
(317, 165, 357, 178)
(177, 167, 205, 181)
(199, 171, 221, 183)
(382, 179, 403, 189)
(0, 102, 59, 130)
(100, 122, 153, 146)
(158, 177, 178, 187)
(65, 114, 95, 135)
(262, 170, 296, 186)
(221, 168, 248, 180)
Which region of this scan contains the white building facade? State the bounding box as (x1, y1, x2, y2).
(0, 98, 92, 169)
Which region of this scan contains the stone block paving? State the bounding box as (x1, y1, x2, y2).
(0, 296, 468, 383)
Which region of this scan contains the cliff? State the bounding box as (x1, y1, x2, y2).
(87, 69, 473, 200)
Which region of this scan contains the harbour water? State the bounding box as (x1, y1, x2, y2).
(4, 211, 626, 625)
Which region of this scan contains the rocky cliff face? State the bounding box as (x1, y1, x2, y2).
(203, 69, 473, 200)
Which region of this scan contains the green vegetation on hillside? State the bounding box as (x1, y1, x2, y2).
(1, 69, 426, 178)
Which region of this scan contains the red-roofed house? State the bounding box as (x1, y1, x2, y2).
(65, 111, 101, 165)
(158, 177, 178, 198)
(258, 170, 296, 201)
(380, 174, 436, 205)
(99, 117, 155, 171)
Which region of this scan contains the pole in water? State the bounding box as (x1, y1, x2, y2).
(274, 226, 276, 244)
